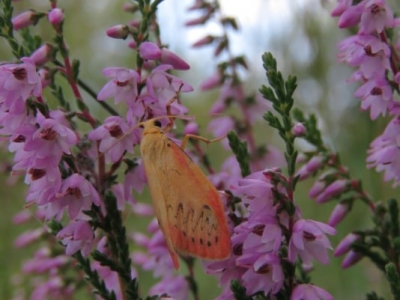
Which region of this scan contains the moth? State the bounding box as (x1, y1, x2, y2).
(139, 118, 231, 269)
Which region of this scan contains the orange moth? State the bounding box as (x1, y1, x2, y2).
(139, 117, 231, 269)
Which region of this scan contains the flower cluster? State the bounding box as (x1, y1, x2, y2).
(4, 1, 194, 298)
(132, 218, 189, 300)
(332, 0, 400, 185)
(185, 0, 285, 181)
(205, 170, 335, 299)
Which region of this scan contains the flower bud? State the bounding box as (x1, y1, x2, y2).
(341, 250, 363, 268)
(184, 122, 199, 135)
(338, 5, 362, 28)
(122, 3, 139, 13)
(292, 122, 306, 137)
(30, 44, 54, 66)
(12, 10, 37, 30)
(308, 180, 326, 198)
(128, 40, 137, 49)
(334, 233, 360, 256)
(48, 8, 64, 25)
(160, 48, 190, 70)
(185, 14, 209, 26)
(316, 179, 348, 203)
(200, 71, 223, 90)
(106, 25, 130, 39)
(138, 42, 162, 60)
(328, 201, 350, 227)
(192, 35, 215, 47)
(331, 1, 349, 17)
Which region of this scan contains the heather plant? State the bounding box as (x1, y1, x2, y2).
(0, 0, 400, 300)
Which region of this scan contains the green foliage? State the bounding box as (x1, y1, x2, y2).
(74, 252, 118, 300)
(227, 131, 251, 177)
(231, 280, 253, 300)
(260, 52, 298, 177)
(385, 263, 400, 300)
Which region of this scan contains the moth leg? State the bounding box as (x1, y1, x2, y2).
(180, 134, 225, 150)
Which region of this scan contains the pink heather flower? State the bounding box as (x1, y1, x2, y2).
(98, 67, 140, 106)
(57, 221, 94, 256)
(23, 117, 78, 168)
(233, 171, 275, 215)
(30, 44, 54, 66)
(291, 284, 334, 300)
(138, 42, 162, 60)
(395, 72, 400, 85)
(308, 180, 327, 198)
(355, 77, 393, 119)
(132, 223, 175, 277)
(50, 173, 101, 219)
(316, 179, 349, 203)
(341, 250, 363, 268)
(106, 25, 129, 39)
(367, 118, 400, 183)
(328, 201, 350, 227)
(337, 2, 364, 28)
(24, 167, 62, 207)
(237, 252, 284, 296)
(251, 145, 286, 171)
(337, 35, 390, 79)
(144, 64, 192, 115)
(88, 116, 136, 163)
(150, 276, 189, 300)
(209, 155, 241, 190)
(200, 70, 223, 90)
(132, 202, 153, 217)
(0, 57, 42, 113)
(238, 217, 282, 254)
(12, 10, 37, 30)
(192, 35, 215, 47)
(184, 121, 199, 135)
(331, 0, 352, 17)
(360, 0, 394, 34)
(205, 254, 246, 300)
(334, 233, 360, 256)
(23, 249, 70, 273)
(14, 228, 45, 248)
(30, 277, 73, 300)
(12, 210, 32, 224)
(296, 155, 325, 180)
(288, 219, 336, 267)
(124, 162, 147, 204)
(207, 116, 234, 149)
(292, 122, 306, 136)
(48, 8, 64, 25)
(185, 14, 209, 26)
(160, 48, 190, 70)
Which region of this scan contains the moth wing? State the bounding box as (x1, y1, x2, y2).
(160, 140, 231, 261)
(140, 135, 180, 269)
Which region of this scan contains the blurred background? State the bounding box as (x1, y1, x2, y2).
(1, 0, 399, 299)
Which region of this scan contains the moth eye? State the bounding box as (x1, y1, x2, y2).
(139, 124, 144, 129)
(154, 120, 162, 127)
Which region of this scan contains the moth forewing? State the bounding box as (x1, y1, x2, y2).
(139, 119, 231, 269)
